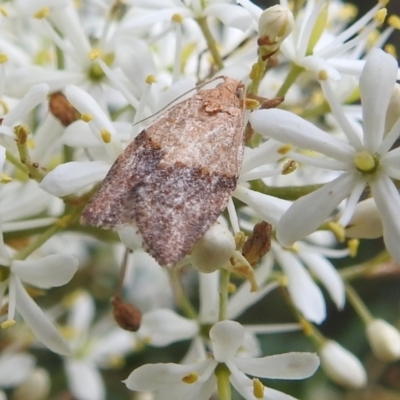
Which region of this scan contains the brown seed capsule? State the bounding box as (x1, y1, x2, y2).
(112, 296, 142, 332)
(81, 76, 246, 267)
(49, 92, 80, 126)
(242, 221, 272, 266)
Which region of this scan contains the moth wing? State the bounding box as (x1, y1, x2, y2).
(80, 131, 163, 228)
(128, 163, 237, 267)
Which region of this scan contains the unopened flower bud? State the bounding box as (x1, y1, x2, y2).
(319, 340, 367, 388)
(345, 198, 383, 239)
(258, 5, 294, 53)
(13, 368, 50, 400)
(366, 319, 400, 362)
(190, 223, 235, 273)
(118, 226, 143, 251)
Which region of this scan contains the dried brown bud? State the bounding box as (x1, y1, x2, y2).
(112, 296, 142, 331)
(49, 92, 80, 126)
(242, 222, 272, 266)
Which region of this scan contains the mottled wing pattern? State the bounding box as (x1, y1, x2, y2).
(81, 77, 245, 267)
(80, 131, 163, 228)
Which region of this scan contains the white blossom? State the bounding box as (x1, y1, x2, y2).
(125, 320, 319, 400)
(250, 48, 400, 263)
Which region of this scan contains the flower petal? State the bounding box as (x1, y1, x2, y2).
(0, 352, 35, 387)
(210, 320, 244, 362)
(39, 161, 110, 197)
(124, 360, 217, 400)
(370, 173, 400, 264)
(2, 84, 49, 127)
(11, 254, 78, 289)
(250, 109, 354, 161)
(234, 352, 319, 379)
(277, 172, 357, 246)
(12, 276, 71, 355)
(206, 4, 252, 31)
(234, 185, 291, 226)
(273, 246, 325, 324)
(360, 49, 398, 152)
(298, 249, 345, 309)
(138, 309, 198, 346)
(64, 359, 105, 400)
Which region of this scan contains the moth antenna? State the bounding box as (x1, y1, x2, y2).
(132, 76, 226, 127)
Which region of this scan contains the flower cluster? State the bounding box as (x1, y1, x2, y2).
(0, 0, 399, 399)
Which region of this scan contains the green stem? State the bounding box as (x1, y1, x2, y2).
(14, 213, 78, 261)
(215, 364, 231, 400)
(276, 63, 304, 98)
(345, 284, 374, 324)
(168, 268, 197, 319)
(14, 126, 46, 182)
(196, 17, 224, 70)
(247, 55, 267, 95)
(250, 180, 323, 201)
(219, 269, 230, 321)
(339, 250, 390, 281)
(5, 151, 28, 174)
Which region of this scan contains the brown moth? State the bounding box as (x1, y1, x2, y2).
(81, 76, 246, 267)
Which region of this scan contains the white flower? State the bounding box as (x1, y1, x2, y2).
(270, 239, 346, 324)
(125, 320, 319, 400)
(0, 224, 78, 354)
(366, 319, 400, 362)
(137, 258, 301, 357)
(122, 0, 253, 33)
(239, 0, 389, 80)
(12, 367, 50, 400)
(63, 291, 136, 400)
(250, 48, 400, 263)
(0, 351, 35, 388)
(319, 340, 366, 388)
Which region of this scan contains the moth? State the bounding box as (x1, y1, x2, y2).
(81, 76, 246, 267)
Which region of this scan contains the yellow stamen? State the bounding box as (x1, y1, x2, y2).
(172, 13, 184, 23)
(81, 114, 93, 122)
(0, 7, 8, 17)
(1, 319, 16, 329)
(277, 144, 293, 154)
(328, 222, 345, 242)
(339, 4, 358, 21)
(1, 173, 12, 183)
(89, 48, 103, 61)
(34, 7, 49, 19)
(101, 129, 112, 143)
(384, 44, 397, 58)
(145, 74, 157, 84)
(388, 14, 400, 29)
(182, 372, 199, 384)
(347, 238, 359, 258)
(318, 70, 329, 81)
(0, 54, 8, 64)
(374, 8, 387, 25)
(253, 378, 265, 399)
(228, 282, 237, 294)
